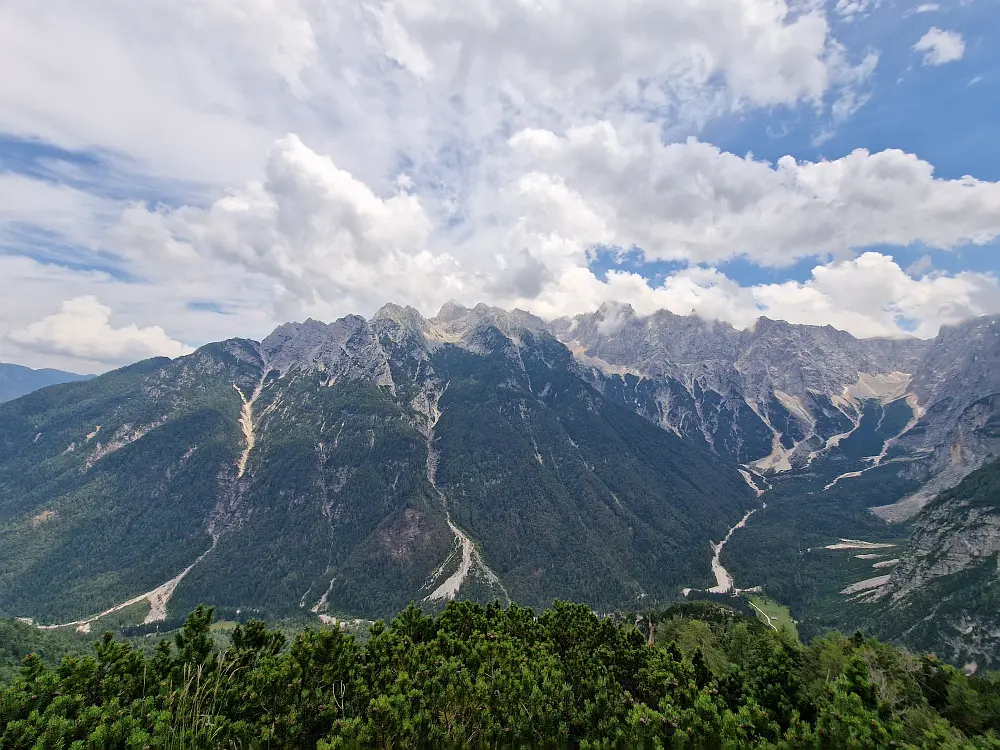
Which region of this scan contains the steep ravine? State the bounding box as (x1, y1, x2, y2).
(420, 386, 509, 604)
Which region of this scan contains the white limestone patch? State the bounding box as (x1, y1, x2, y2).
(843, 372, 912, 405)
(35, 538, 217, 631)
(773, 390, 814, 427)
(872, 558, 900, 569)
(823, 470, 864, 491)
(563, 340, 644, 378)
(85, 419, 167, 470)
(752, 433, 796, 473)
(29, 509, 57, 527)
(422, 389, 509, 604)
(427, 519, 476, 601)
(708, 507, 761, 594)
(840, 575, 891, 595)
(825, 539, 896, 551)
(739, 469, 766, 497)
(234, 378, 266, 478)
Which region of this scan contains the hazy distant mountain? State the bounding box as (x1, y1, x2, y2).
(0, 363, 91, 404)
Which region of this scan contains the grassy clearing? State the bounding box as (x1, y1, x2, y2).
(748, 596, 799, 642)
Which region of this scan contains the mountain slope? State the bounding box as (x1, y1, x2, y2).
(0, 342, 261, 623)
(0, 363, 90, 403)
(5, 301, 999, 664)
(863, 457, 1000, 669)
(551, 305, 1000, 663)
(554, 305, 1000, 519)
(0, 305, 755, 625)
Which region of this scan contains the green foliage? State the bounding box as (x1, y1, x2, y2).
(0, 344, 261, 621)
(0, 619, 95, 682)
(3, 600, 999, 748)
(430, 333, 756, 611)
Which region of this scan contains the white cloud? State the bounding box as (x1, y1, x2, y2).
(0, 173, 117, 247)
(0, 254, 276, 373)
(114, 135, 458, 322)
(915, 3, 940, 12)
(835, 0, 881, 21)
(913, 28, 965, 66)
(104, 132, 1000, 346)
(377, 0, 867, 116)
(0, 0, 994, 372)
(906, 254, 934, 276)
(751, 253, 1000, 337)
(0, 0, 875, 191)
(567, 253, 1000, 340)
(5, 296, 193, 367)
(502, 122, 1000, 266)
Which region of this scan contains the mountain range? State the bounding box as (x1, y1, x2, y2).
(0, 363, 90, 404)
(1, 302, 998, 665)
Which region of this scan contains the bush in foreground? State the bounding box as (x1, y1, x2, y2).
(1, 600, 999, 748)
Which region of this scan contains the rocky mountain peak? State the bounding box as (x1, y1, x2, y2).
(421, 302, 546, 351)
(370, 303, 429, 347)
(371, 302, 424, 327)
(259, 314, 394, 388)
(435, 300, 468, 322)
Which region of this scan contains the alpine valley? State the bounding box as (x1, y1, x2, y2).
(2, 302, 999, 667)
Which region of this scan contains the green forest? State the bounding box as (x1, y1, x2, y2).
(3, 600, 1000, 748)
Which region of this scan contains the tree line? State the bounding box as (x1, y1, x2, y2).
(2, 600, 999, 748)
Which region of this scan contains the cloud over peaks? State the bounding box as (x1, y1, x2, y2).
(5, 296, 193, 366)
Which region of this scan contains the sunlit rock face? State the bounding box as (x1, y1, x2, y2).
(553, 307, 1000, 517)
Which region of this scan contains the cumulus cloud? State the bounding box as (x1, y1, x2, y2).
(751, 253, 1000, 337)
(0, 0, 876, 191)
(115, 135, 459, 321)
(5, 296, 193, 365)
(376, 0, 872, 117)
(106, 133, 1000, 343)
(0, 0, 995, 372)
(913, 28, 965, 66)
(568, 253, 1000, 339)
(503, 122, 1000, 266)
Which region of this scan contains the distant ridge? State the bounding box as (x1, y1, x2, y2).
(0, 362, 92, 404)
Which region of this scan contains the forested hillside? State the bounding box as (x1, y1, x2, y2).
(3, 303, 1000, 668)
(864, 457, 1000, 667)
(2, 601, 1000, 748)
(0, 308, 754, 626)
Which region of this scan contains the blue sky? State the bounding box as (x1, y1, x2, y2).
(0, 0, 998, 372)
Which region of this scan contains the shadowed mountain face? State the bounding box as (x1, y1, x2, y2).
(0, 363, 91, 404)
(0, 304, 753, 625)
(863, 457, 1000, 669)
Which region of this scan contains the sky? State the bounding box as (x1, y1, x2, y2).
(1, 0, 999, 373)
